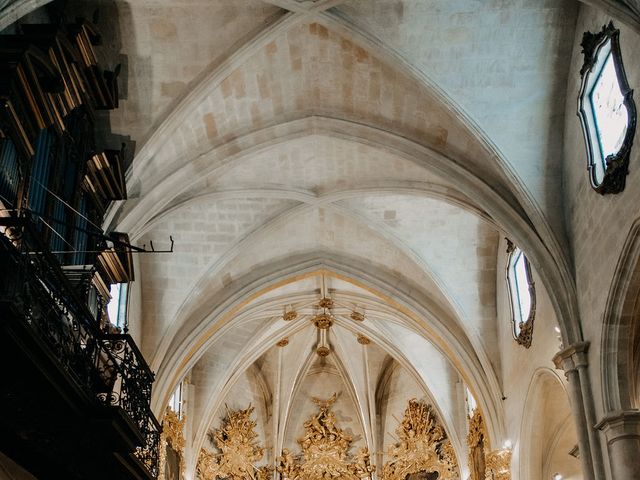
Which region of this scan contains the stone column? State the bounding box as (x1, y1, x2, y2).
(596, 410, 640, 480)
(573, 344, 606, 479)
(553, 342, 596, 480)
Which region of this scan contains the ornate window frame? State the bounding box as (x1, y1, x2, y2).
(506, 240, 536, 348)
(577, 22, 636, 195)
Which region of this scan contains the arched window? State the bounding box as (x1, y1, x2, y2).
(578, 22, 636, 194)
(506, 241, 535, 348)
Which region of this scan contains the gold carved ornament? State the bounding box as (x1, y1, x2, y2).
(197, 405, 272, 480)
(485, 449, 512, 480)
(466, 409, 512, 480)
(276, 393, 375, 480)
(382, 399, 459, 480)
(467, 409, 487, 451)
(158, 407, 186, 480)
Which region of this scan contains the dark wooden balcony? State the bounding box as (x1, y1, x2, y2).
(0, 215, 159, 480)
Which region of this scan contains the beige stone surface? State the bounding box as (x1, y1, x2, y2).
(11, 0, 640, 477)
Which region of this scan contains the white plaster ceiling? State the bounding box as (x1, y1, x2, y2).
(53, 0, 583, 475)
(1, 0, 634, 477)
(95, 1, 583, 473)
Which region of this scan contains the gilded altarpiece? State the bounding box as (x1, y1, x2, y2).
(382, 399, 458, 480)
(276, 394, 375, 480)
(197, 405, 272, 480)
(195, 398, 473, 480)
(159, 408, 186, 480)
(276, 396, 458, 480)
(467, 409, 512, 480)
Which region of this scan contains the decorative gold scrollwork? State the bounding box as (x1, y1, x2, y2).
(466, 409, 512, 480)
(382, 399, 458, 480)
(158, 407, 185, 480)
(197, 404, 271, 480)
(276, 393, 375, 480)
(485, 448, 512, 480)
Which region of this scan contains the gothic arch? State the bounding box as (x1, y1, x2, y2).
(149, 254, 503, 455)
(519, 368, 580, 480)
(602, 217, 640, 412)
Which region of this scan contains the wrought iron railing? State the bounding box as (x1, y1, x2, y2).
(136, 416, 162, 478)
(0, 213, 159, 477)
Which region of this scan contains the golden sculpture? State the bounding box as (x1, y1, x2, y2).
(316, 345, 331, 357)
(318, 297, 334, 309)
(467, 408, 488, 480)
(382, 399, 458, 480)
(276, 393, 375, 479)
(283, 310, 298, 321)
(466, 408, 512, 480)
(312, 312, 334, 329)
(485, 448, 512, 480)
(467, 409, 487, 451)
(197, 405, 272, 480)
(158, 407, 186, 480)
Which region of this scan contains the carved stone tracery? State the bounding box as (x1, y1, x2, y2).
(382, 399, 459, 480)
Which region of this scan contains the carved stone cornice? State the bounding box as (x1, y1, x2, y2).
(596, 409, 640, 446)
(553, 341, 590, 372)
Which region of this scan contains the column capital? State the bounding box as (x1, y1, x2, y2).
(597, 410, 640, 479)
(596, 409, 640, 440)
(553, 341, 590, 372)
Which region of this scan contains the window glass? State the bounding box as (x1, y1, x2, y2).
(507, 245, 535, 345)
(168, 382, 183, 416)
(577, 23, 636, 194)
(107, 283, 128, 328)
(466, 387, 477, 417)
(513, 250, 532, 325)
(590, 51, 628, 160)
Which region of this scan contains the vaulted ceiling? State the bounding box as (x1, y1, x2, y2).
(2, 0, 610, 477)
(83, 0, 584, 476)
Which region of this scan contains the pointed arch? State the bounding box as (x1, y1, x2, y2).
(601, 217, 640, 412)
